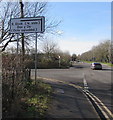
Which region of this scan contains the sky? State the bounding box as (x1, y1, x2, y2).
(46, 2, 111, 55)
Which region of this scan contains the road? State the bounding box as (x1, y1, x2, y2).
(31, 62, 112, 119)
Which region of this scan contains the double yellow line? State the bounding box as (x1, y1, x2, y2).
(36, 76, 113, 119)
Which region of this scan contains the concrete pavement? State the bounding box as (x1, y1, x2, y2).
(41, 78, 100, 118)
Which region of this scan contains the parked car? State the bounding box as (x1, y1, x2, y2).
(91, 63, 102, 70)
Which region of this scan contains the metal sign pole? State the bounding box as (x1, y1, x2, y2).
(35, 33, 37, 84)
(16, 34, 19, 96)
(17, 34, 19, 56)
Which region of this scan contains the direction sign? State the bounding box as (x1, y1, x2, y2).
(10, 16, 45, 33)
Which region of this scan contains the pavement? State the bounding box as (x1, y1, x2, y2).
(41, 78, 100, 119)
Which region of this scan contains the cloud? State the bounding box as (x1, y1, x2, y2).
(58, 37, 99, 55)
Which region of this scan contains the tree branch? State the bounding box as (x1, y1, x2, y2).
(1, 34, 14, 52)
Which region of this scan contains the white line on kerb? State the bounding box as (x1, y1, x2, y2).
(83, 72, 88, 90)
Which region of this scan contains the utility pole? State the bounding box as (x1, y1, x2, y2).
(19, 0, 25, 81)
(19, 0, 25, 65)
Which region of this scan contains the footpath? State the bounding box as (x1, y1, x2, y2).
(41, 78, 100, 119)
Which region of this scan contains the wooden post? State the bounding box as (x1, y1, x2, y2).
(19, 0, 25, 79)
(19, 0, 25, 58)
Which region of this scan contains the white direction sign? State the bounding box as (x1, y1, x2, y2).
(10, 17, 45, 33)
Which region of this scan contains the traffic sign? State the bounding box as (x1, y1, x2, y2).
(10, 16, 45, 33)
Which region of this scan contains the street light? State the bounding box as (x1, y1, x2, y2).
(58, 55, 61, 68)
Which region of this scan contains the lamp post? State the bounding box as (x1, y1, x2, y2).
(58, 55, 61, 68)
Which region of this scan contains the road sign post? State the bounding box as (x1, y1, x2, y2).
(10, 17, 45, 33)
(35, 33, 37, 84)
(10, 17, 45, 85)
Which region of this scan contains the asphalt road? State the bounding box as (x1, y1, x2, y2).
(31, 62, 112, 118)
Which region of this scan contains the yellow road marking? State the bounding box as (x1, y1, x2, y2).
(89, 92, 113, 118)
(32, 76, 113, 119)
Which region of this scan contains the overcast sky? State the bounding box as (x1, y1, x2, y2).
(47, 2, 111, 55)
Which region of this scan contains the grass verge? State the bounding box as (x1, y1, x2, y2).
(83, 61, 113, 67)
(18, 79, 52, 118)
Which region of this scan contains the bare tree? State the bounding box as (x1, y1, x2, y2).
(0, 1, 61, 52)
(0, 2, 19, 51)
(40, 38, 59, 57)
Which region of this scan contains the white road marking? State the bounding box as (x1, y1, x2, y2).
(83, 73, 89, 90)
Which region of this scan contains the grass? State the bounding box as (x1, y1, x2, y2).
(83, 61, 92, 64)
(18, 79, 53, 118)
(83, 61, 113, 67)
(100, 62, 113, 67)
